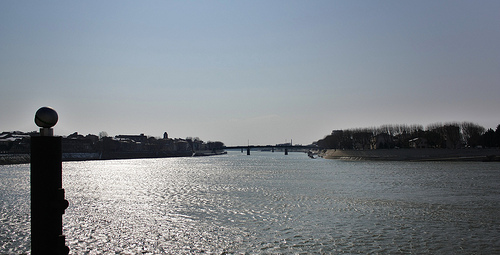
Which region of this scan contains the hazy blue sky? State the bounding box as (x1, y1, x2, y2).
(1, 1, 499, 146)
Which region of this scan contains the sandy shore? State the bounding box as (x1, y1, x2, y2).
(321, 148, 500, 161)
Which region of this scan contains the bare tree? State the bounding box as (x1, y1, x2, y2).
(461, 122, 485, 147)
(99, 131, 108, 140)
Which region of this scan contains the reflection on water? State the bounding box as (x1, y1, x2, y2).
(1, 151, 500, 254)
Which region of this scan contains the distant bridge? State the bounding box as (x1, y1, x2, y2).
(223, 144, 322, 155)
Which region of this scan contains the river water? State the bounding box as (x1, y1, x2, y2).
(1, 150, 500, 254)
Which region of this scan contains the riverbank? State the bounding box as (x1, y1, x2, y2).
(321, 148, 500, 161)
(0, 150, 227, 165)
(0, 154, 31, 165)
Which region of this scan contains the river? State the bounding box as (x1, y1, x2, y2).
(1, 150, 500, 254)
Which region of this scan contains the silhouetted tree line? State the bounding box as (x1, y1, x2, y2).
(316, 122, 500, 150)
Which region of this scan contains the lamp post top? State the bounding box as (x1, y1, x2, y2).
(35, 107, 58, 136)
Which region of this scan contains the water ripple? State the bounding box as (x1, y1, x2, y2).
(1, 153, 500, 254)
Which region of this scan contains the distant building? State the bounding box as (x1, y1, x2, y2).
(174, 139, 190, 151)
(409, 137, 428, 148)
(67, 132, 84, 139)
(0, 131, 31, 153)
(115, 134, 147, 143)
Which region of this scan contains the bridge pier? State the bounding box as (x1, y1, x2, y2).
(285, 148, 288, 155)
(247, 147, 250, 155)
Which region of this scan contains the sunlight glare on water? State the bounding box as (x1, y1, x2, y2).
(1, 151, 500, 254)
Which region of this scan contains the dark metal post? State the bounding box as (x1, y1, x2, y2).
(247, 147, 250, 155)
(30, 107, 69, 255)
(285, 148, 288, 155)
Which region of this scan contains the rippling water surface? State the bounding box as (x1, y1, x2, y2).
(2, 151, 500, 254)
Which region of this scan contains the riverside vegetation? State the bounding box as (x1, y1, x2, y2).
(315, 122, 500, 161)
